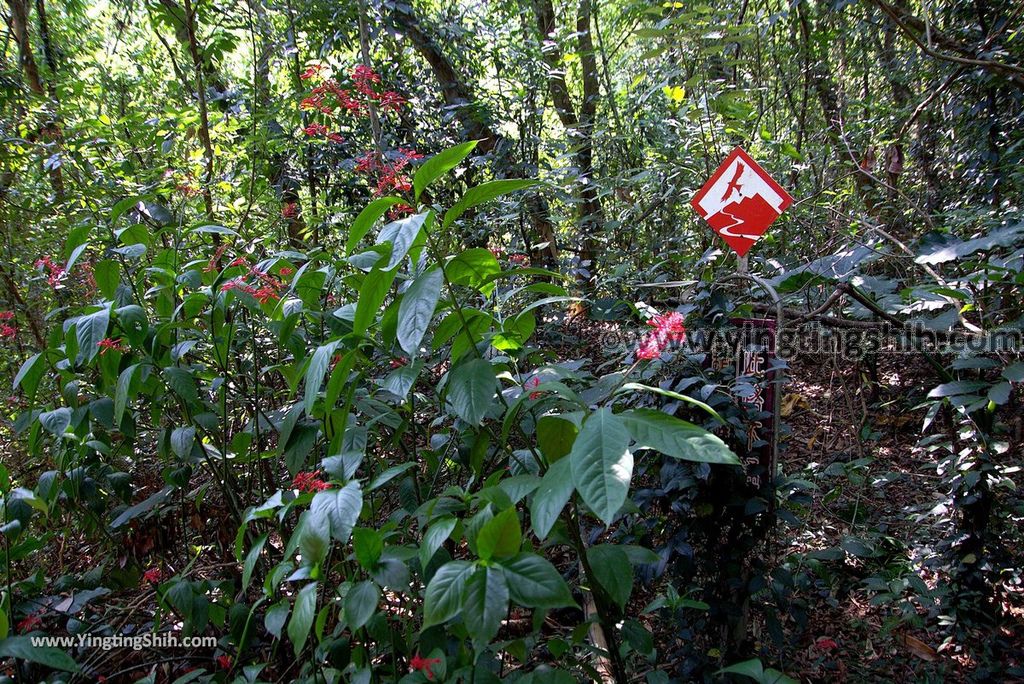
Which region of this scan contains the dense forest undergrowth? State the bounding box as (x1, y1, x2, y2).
(1, 0, 1023, 681)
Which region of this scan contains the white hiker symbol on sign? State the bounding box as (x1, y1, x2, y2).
(691, 147, 794, 257)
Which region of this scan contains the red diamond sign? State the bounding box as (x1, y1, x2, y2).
(691, 147, 794, 258)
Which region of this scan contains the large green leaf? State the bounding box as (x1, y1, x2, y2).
(462, 565, 509, 646)
(39, 407, 71, 436)
(344, 580, 380, 631)
(927, 380, 989, 398)
(287, 581, 318, 656)
(476, 507, 521, 561)
(414, 141, 477, 200)
(0, 636, 78, 672)
(377, 211, 429, 270)
(114, 363, 139, 426)
(536, 414, 578, 462)
(13, 352, 45, 400)
(75, 305, 111, 364)
(397, 267, 443, 357)
(420, 516, 458, 570)
(242, 533, 268, 593)
(586, 544, 632, 609)
(346, 196, 405, 255)
(423, 560, 474, 627)
(443, 179, 538, 229)
(353, 266, 397, 336)
(446, 248, 501, 295)
(303, 340, 341, 415)
(569, 408, 633, 526)
(311, 481, 362, 543)
(447, 358, 496, 426)
(500, 552, 575, 609)
(620, 409, 740, 465)
(529, 456, 573, 541)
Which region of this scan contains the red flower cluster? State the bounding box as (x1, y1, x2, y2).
(17, 609, 43, 633)
(355, 148, 423, 197)
(300, 64, 405, 142)
(299, 64, 325, 80)
(142, 567, 162, 584)
(35, 256, 66, 287)
(524, 375, 543, 400)
(410, 653, 442, 680)
(220, 265, 286, 304)
(0, 312, 15, 340)
(386, 203, 415, 221)
(509, 253, 529, 266)
(635, 311, 686, 360)
(293, 470, 331, 493)
(303, 122, 328, 137)
(279, 266, 295, 276)
(390, 357, 408, 369)
(282, 201, 299, 219)
(203, 244, 229, 272)
(814, 637, 838, 651)
(216, 654, 232, 670)
(98, 338, 127, 355)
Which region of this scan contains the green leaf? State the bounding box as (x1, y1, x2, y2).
(114, 363, 139, 426)
(311, 481, 362, 543)
(0, 606, 7, 640)
(13, 352, 46, 399)
(287, 582, 318, 656)
(353, 266, 397, 336)
(620, 409, 740, 465)
(111, 486, 173, 528)
(447, 358, 497, 426)
(530, 456, 573, 541)
(1003, 362, 1024, 382)
(500, 553, 576, 609)
(346, 196, 405, 255)
(265, 600, 290, 639)
(353, 527, 384, 569)
(423, 560, 474, 627)
(0, 636, 78, 672)
(586, 544, 632, 609)
(242, 533, 268, 592)
(617, 382, 723, 423)
(446, 248, 501, 295)
(377, 211, 429, 270)
(344, 580, 380, 631)
(536, 415, 578, 462)
(397, 267, 443, 357)
(304, 340, 341, 415)
(170, 426, 196, 459)
(414, 141, 478, 200)
(296, 508, 329, 567)
(443, 179, 538, 229)
(927, 380, 989, 398)
(462, 565, 509, 646)
(476, 507, 521, 561)
(717, 658, 765, 680)
(75, 305, 112, 364)
(569, 408, 633, 526)
(94, 259, 121, 299)
(420, 516, 458, 570)
(39, 407, 72, 436)
(192, 223, 238, 236)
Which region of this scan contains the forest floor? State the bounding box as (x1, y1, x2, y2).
(774, 351, 1024, 683)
